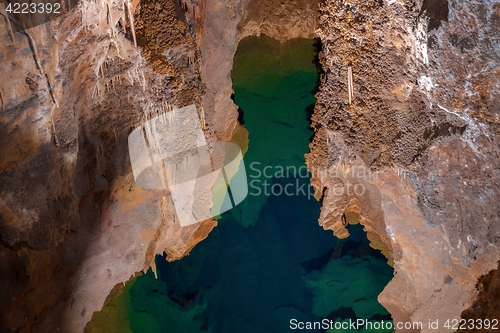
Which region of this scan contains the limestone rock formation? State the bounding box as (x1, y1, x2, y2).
(307, 0, 500, 330)
(0, 0, 217, 331)
(0, 0, 499, 331)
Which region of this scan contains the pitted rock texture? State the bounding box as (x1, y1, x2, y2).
(238, 0, 320, 42)
(135, 0, 203, 110)
(307, 0, 499, 330)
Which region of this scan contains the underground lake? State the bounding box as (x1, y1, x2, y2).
(85, 35, 394, 333)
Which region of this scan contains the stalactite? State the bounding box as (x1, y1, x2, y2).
(349, 67, 353, 101)
(144, 119, 153, 148)
(168, 109, 174, 124)
(92, 80, 102, 99)
(121, 14, 127, 34)
(99, 61, 104, 79)
(151, 119, 162, 158)
(347, 66, 353, 105)
(140, 70, 146, 91)
(160, 104, 165, 125)
(106, 0, 116, 38)
(199, 107, 206, 130)
(109, 37, 124, 59)
(126, 70, 134, 86)
(143, 106, 155, 150)
(125, 1, 137, 47)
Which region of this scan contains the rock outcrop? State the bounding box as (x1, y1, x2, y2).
(0, 0, 216, 331)
(307, 0, 500, 330)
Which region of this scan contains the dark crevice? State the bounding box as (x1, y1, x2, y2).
(311, 38, 323, 95)
(231, 93, 246, 125)
(423, 122, 467, 140)
(457, 261, 500, 332)
(418, 0, 449, 32)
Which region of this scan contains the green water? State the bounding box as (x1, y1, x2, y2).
(86, 35, 394, 333)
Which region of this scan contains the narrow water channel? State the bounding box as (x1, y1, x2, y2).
(86, 35, 393, 333)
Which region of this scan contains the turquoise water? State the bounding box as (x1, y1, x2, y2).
(86, 36, 393, 333)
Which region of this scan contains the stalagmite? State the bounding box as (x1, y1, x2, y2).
(125, 1, 137, 47)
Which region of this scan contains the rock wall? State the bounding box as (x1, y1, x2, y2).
(0, 0, 217, 331)
(308, 0, 500, 331)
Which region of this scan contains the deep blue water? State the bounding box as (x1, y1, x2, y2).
(87, 36, 393, 333)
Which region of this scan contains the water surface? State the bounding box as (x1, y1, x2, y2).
(85, 35, 393, 333)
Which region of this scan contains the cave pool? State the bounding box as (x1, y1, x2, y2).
(85, 35, 394, 333)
